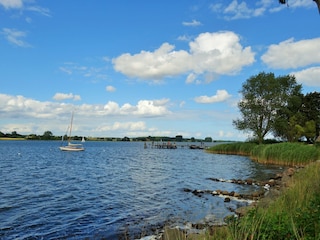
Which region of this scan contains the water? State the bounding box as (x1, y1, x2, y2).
(0, 141, 284, 239)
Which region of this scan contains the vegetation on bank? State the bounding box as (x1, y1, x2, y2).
(208, 142, 320, 166)
(0, 131, 215, 143)
(232, 72, 320, 144)
(223, 161, 320, 240)
(163, 162, 320, 240)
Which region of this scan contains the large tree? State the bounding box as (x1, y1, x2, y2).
(273, 93, 304, 142)
(301, 92, 320, 142)
(273, 92, 320, 143)
(233, 72, 302, 144)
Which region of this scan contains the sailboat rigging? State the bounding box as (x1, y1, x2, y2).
(59, 111, 85, 151)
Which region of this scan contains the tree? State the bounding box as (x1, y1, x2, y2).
(42, 131, 53, 140)
(273, 93, 304, 142)
(301, 92, 320, 142)
(273, 92, 320, 143)
(233, 72, 302, 144)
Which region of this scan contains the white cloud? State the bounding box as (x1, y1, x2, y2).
(59, 62, 107, 81)
(106, 85, 116, 92)
(113, 31, 254, 83)
(0, 0, 23, 9)
(182, 19, 201, 26)
(261, 37, 320, 69)
(291, 67, 320, 87)
(177, 35, 192, 42)
(95, 121, 147, 132)
(2, 28, 31, 47)
(53, 93, 81, 101)
(210, 0, 315, 20)
(211, 0, 270, 20)
(194, 89, 231, 103)
(218, 130, 234, 138)
(0, 94, 173, 135)
(26, 6, 51, 17)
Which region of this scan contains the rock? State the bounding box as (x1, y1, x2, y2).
(183, 188, 192, 193)
(224, 197, 231, 202)
(286, 168, 295, 176)
(268, 179, 276, 186)
(246, 179, 253, 185)
(234, 192, 241, 198)
(222, 190, 229, 195)
(235, 205, 255, 217)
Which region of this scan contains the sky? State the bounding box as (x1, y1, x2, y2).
(0, 0, 320, 141)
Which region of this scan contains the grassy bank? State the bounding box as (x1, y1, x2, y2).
(162, 161, 320, 240)
(208, 142, 320, 166)
(224, 161, 320, 240)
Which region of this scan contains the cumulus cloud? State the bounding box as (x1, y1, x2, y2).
(2, 28, 31, 47)
(102, 99, 171, 117)
(0, 0, 23, 9)
(261, 37, 320, 69)
(106, 85, 116, 92)
(113, 31, 254, 83)
(0, 94, 171, 119)
(291, 67, 320, 87)
(194, 90, 231, 103)
(53, 93, 81, 101)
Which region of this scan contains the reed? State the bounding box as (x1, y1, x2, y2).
(227, 162, 320, 240)
(250, 142, 320, 166)
(208, 142, 320, 166)
(206, 142, 257, 156)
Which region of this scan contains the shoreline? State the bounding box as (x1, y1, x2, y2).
(127, 165, 298, 240)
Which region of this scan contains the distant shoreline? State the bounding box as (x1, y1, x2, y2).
(0, 137, 26, 141)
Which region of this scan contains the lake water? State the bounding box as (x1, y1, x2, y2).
(0, 141, 284, 239)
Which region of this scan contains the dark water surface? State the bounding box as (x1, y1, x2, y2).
(0, 141, 284, 239)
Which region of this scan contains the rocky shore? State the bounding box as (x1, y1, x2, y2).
(132, 167, 299, 240)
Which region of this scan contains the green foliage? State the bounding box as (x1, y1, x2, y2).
(209, 142, 320, 166)
(233, 72, 302, 144)
(230, 163, 320, 240)
(207, 142, 257, 155)
(274, 92, 318, 143)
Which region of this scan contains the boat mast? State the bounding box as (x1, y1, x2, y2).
(68, 111, 74, 143)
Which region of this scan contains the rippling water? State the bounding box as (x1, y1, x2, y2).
(0, 141, 284, 239)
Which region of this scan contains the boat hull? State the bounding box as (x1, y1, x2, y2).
(59, 146, 84, 151)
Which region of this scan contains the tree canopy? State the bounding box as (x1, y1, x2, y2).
(233, 72, 302, 144)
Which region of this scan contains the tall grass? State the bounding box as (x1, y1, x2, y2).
(207, 142, 257, 156)
(250, 142, 320, 166)
(227, 162, 320, 240)
(208, 142, 320, 166)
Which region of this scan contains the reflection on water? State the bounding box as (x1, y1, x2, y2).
(0, 141, 284, 239)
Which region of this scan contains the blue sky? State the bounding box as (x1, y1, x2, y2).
(1, 0, 319, 141)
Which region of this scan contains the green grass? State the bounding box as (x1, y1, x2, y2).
(226, 162, 320, 240)
(206, 142, 257, 156)
(208, 142, 320, 166)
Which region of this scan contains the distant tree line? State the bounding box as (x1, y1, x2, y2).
(0, 131, 214, 142)
(233, 72, 320, 144)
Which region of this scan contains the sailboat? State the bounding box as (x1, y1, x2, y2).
(59, 111, 85, 151)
